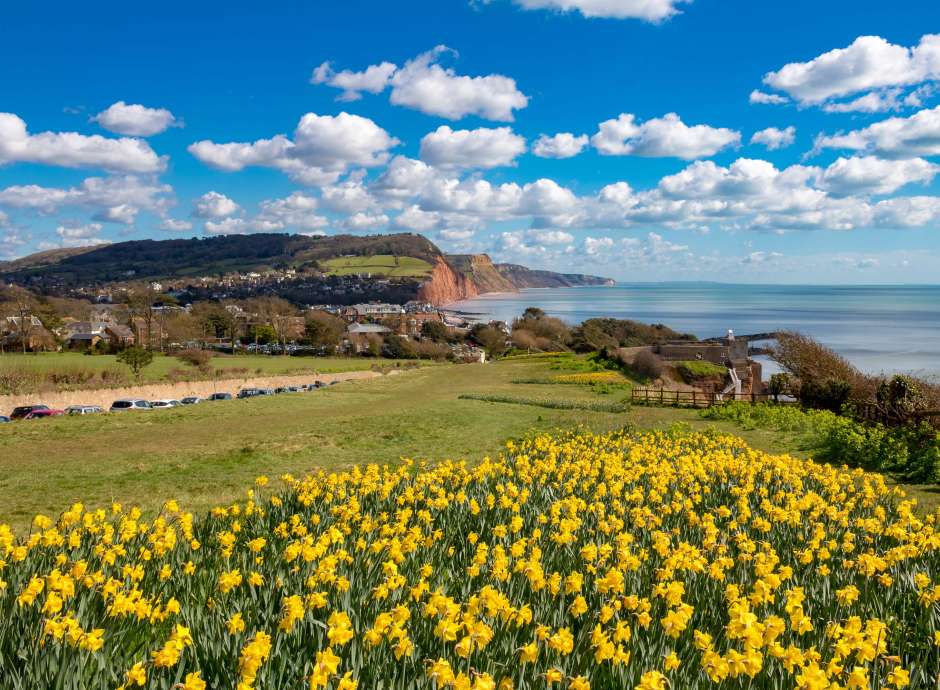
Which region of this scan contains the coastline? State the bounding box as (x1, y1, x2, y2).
(445, 283, 940, 377)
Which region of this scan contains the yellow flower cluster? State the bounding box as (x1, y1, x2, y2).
(553, 372, 627, 384)
(1, 429, 938, 688)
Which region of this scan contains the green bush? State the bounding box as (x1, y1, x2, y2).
(701, 402, 940, 483)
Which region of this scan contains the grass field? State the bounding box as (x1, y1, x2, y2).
(0, 355, 936, 530)
(320, 254, 434, 277)
(0, 352, 402, 385)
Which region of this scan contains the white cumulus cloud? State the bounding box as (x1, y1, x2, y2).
(813, 105, 940, 157)
(419, 125, 526, 169)
(591, 112, 740, 159)
(188, 112, 398, 185)
(193, 191, 240, 218)
(749, 90, 789, 105)
(750, 126, 795, 150)
(761, 34, 940, 107)
(311, 46, 528, 121)
(160, 218, 193, 232)
(92, 101, 179, 136)
(55, 222, 108, 247)
(93, 204, 138, 225)
(818, 156, 939, 196)
(532, 132, 589, 158)
(0, 112, 166, 173)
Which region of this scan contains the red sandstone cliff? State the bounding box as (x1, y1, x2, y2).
(417, 256, 480, 305)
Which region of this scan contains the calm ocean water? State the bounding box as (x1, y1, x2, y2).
(450, 284, 940, 378)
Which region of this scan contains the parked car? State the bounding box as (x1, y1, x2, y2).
(24, 409, 65, 419)
(207, 392, 233, 401)
(10, 404, 49, 420)
(110, 399, 152, 412)
(150, 399, 182, 409)
(0, 415, 10, 423)
(237, 388, 262, 399)
(66, 405, 103, 415)
(180, 396, 203, 405)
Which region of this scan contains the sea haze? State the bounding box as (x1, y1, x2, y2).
(450, 283, 940, 378)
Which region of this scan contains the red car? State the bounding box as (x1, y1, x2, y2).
(23, 409, 65, 420)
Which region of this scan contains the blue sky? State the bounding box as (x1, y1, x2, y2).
(2, 0, 940, 282)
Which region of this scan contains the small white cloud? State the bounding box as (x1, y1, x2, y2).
(532, 132, 589, 158)
(419, 125, 526, 169)
(583, 236, 615, 255)
(55, 222, 108, 247)
(160, 218, 193, 232)
(527, 229, 574, 245)
(92, 203, 138, 225)
(343, 212, 389, 230)
(92, 101, 179, 136)
(750, 126, 796, 150)
(822, 89, 903, 113)
(203, 217, 249, 235)
(311, 61, 397, 101)
(193, 191, 240, 218)
(512, 0, 690, 22)
(591, 112, 740, 159)
(749, 90, 789, 105)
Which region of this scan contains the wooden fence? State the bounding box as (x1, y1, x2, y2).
(631, 388, 795, 409)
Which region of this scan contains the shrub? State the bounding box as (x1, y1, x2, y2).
(702, 402, 940, 482)
(629, 350, 664, 381)
(175, 348, 215, 372)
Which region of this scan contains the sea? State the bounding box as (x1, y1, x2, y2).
(449, 283, 940, 379)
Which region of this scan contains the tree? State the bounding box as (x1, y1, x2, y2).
(420, 320, 449, 343)
(470, 322, 508, 357)
(304, 311, 346, 351)
(522, 306, 546, 320)
(382, 335, 415, 359)
(117, 346, 154, 381)
(248, 324, 276, 345)
(767, 373, 791, 403)
(126, 286, 160, 351)
(246, 297, 298, 354)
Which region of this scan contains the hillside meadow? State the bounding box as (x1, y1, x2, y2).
(1, 355, 937, 531)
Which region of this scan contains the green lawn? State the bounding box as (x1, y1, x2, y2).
(0, 352, 411, 385)
(0, 355, 935, 530)
(320, 254, 434, 277)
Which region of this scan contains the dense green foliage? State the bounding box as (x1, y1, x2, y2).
(701, 402, 940, 483)
(569, 317, 696, 352)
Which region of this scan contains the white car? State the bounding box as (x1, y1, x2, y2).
(150, 399, 182, 409)
(180, 396, 203, 405)
(66, 405, 103, 415)
(110, 399, 152, 411)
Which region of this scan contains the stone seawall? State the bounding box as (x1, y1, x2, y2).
(0, 369, 389, 415)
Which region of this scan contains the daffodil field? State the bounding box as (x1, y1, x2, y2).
(1, 430, 939, 690)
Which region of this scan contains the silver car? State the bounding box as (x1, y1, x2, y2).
(110, 399, 152, 411)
